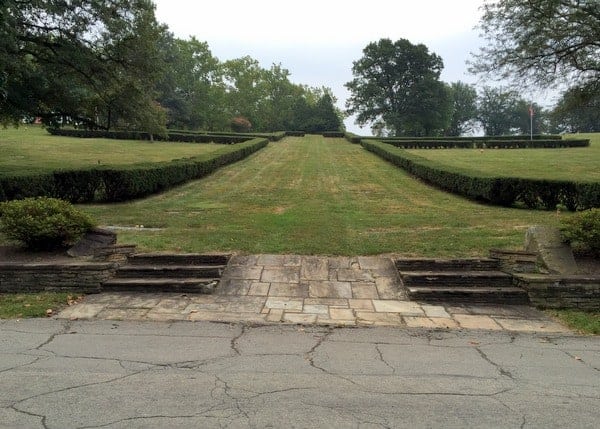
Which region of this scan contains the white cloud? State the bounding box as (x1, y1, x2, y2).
(154, 0, 484, 46)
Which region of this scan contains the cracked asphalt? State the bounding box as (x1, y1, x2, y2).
(1, 319, 599, 428)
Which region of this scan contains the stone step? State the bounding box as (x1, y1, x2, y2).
(102, 278, 220, 294)
(407, 286, 530, 304)
(395, 258, 502, 272)
(128, 253, 230, 266)
(400, 271, 513, 288)
(114, 265, 225, 279)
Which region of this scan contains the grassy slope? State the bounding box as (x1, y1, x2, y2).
(405, 133, 600, 181)
(81, 135, 562, 256)
(0, 126, 223, 175)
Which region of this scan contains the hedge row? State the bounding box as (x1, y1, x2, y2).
(362, 140, 600, 211)
(321, 131, 346, 138)
(375, 139, 590, 149)
(0, 138, 269, 203)
(47, 128, 275, 144)
(285, 131, 306, 137)
(168, 129, 286, 141)
(363, 134, 563, 141)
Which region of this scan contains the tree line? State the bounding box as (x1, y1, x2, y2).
(346, 39, 599, 137)
(0, 0, 343, 135)
(346, 0, 599, 136)
(1, 1, 597, 137)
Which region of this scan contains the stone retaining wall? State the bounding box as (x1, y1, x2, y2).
(0, 263, 117, 293)
(514, 274, 600, 310)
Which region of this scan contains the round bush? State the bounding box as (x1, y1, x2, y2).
(0, 197, 95, 250)
(560, 208, 600, 256)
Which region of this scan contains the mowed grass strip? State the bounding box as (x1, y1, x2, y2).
(405, 133, 600, 181)
(0, 126, 223, 175)
(82, 135, 562, 256)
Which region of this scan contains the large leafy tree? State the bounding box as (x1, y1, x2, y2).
(445, 81, 478, 136)
(471, 0, 600, 88)
(477, 87, 545, 136)
(157, 36, 227, 130)
(287, 90, 343, 133)
(0, 0, 167, 132)
(345, 38, 451, 136)
(551, 82, 600, 133)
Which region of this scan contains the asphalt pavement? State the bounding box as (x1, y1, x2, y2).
(1, 319, 599, 428)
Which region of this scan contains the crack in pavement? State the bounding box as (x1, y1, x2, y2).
(230, 324, 246, 356)
(562, 349, 600, 372)
(9, 366, 156, 423)
(474, 347, 515, 379)
(213, 374, 251, 427)
(34, 321, 72, 351)
(7, 405, 47, 429)
(0, 354, 46, 374)
(375, 344, 396, 374)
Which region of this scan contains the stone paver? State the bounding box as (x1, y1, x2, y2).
(56, 254, 574, 333)
(454, 314, 503, 330)
(309, 281, 352, 298)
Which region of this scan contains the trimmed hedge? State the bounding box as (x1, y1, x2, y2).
(363, 134, 564, 141)
(0, 138, 268, 203)
(344, 132, 362, 144)
(370, 138, 589, 149)
(322, 131, 346, 138)
(362, 140, 600, 211)
(169, 129, 286, 142)
(47, 128, 285, 143)
(285, 131, 306, 137)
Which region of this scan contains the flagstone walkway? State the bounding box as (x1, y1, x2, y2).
(58, 254, 571, 333)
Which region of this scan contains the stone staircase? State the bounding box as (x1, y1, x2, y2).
(396, 258, 530, 304)
(102, 253, 230, 294)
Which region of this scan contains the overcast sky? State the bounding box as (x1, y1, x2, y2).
(152, 0, 495, 134)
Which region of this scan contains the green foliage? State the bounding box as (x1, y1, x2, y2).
(78, 135, 566, 257)
(446, 82, 478, 136)
(0, 293, 75, 319)
(477, 87, 546, 136)
(230, 116, 252, 133)
(375, 138, 588, 149)
(346, 38, 452, 136)
(0, 197, 94, 249)
(362, 140, 600, 211)
(0, 0, 168, 133)
(47, 128, 250, 144)
(547, 310, 600, 335)
(471, 0, 600, 88)
(0, 139, 269, 203)
(561, 209, 600, 256)
(551, 82, 600, 133)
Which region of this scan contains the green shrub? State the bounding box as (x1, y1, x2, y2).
(230, 116, 252, 133)
(361, 140, 600, 210)
(0, 197, 94, 250)
(561, 209, 600, 256)
(0, 138, 269, 203)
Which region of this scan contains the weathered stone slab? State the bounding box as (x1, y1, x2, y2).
(300, 256, 329, 280)
(261, 266, 300, 283)
(308, 281, 352, 298)
(525, 225, 578, 274)
(68, 227, 117, 257)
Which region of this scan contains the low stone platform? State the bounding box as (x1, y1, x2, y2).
(57, 292, 569, 332)
(57, 254, 571, 333)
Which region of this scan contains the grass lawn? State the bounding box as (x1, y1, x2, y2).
(547, 310, 600, 335)
(80, 135, 564, 256)
(0, 292, 78, 319)
(405, 133, 600, 181)
(0, 126, 223, 175)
